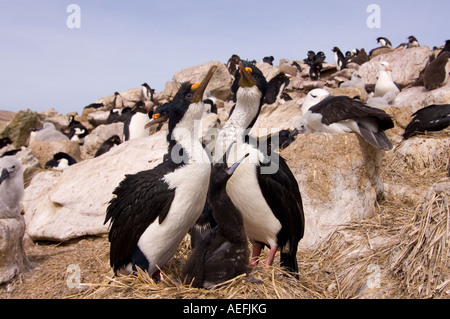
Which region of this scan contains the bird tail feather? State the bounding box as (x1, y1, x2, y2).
(358, 126, 393, 151)
(280, 252, 299, 279)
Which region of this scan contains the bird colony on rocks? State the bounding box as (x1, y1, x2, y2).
(0, 36, 449, 298)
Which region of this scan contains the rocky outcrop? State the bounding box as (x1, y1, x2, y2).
(282, 133, 385, 249)
(96, 88, 144, 110)
(326, 86, 369, 101)
(394, 81, 450, 113)
(0, 110, 40, 148)
(14, 147, 40, 185)
(359, 46, 431, 87)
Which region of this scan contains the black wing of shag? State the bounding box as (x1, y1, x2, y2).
(257, 155, 304, 276)
(257, 155, 305, 250)
(104, 160, 179, 270)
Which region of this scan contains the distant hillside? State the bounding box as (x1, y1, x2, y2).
(0, 110, 15, 132)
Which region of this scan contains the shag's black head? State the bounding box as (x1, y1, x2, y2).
(167, 82, 199, 135)
(150, 102, 172, 124)
(332, 47, 341, 53)
(145, 65, 217, 141)
(231, 60, 268, 97)
(408, 36, 418, 43)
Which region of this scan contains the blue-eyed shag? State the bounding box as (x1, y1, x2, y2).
(213, 61, 305, 277)
(104, 66, 217, 279)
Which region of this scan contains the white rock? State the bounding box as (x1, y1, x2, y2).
(23, 131, 168, 242)
(87, 110, 111, 127)
(14, 146, 40, 184)
(250, 99, 302, 138)
(395, 81, 450, 113)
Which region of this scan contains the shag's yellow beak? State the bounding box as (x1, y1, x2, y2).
(189, 65, 218, 103)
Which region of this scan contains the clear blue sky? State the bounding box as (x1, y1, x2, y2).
(1, 0, 448, 115)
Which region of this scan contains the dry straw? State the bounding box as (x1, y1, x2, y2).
(390, 181, 449, 298)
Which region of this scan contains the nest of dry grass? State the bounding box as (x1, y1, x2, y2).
(68, 237, 329, 299)
(390, 181, 450, 298)
(78, 265, 321, 300)
(2, 185, 449, 300)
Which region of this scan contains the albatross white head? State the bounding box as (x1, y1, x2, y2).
(301, 89, 331, 115)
